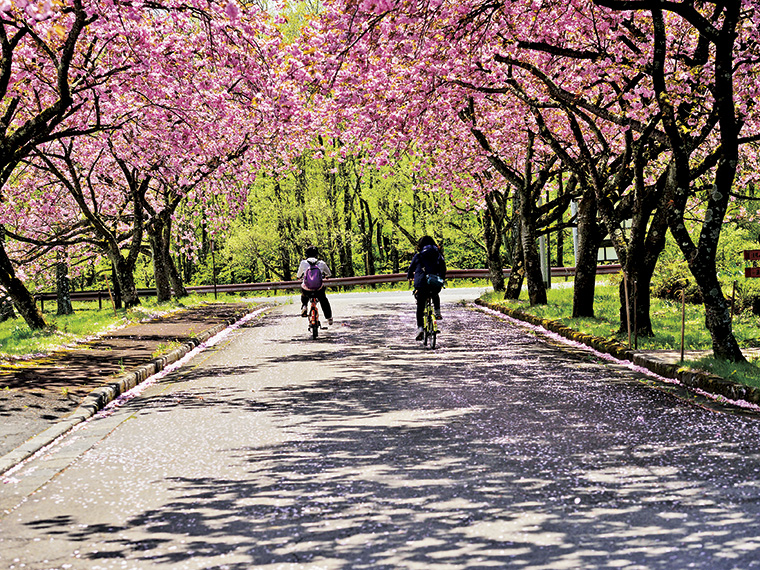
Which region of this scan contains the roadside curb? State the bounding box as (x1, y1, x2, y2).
(475, 299, 760, 408)
(0, 314, 245, 477)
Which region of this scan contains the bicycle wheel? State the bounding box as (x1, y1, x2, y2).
(429, 330, 437, 349)
(422, 299, 434, 347)
(309, 302, 319, 339)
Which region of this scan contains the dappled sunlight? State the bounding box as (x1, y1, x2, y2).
(4, 301, 760, 569)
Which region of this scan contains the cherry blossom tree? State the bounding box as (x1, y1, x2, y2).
(592, 0, 760, 361)
(291, 1, 583, 308)
(299, 0, 759, 360)
(2, 0, 288, 314)
(102, 0, 281, 303)
(0, 0, 100, 328)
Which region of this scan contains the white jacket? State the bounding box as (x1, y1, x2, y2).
(297, 257, 332, 290)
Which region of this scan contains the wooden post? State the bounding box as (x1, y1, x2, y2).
(623, 273, 631, 348)
(104, 280, 116, 315)
(633, 281, 638, 350)
(212, 239, 218, 300)
(680, 288, 686, 364)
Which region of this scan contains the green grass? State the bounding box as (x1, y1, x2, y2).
(152, 340, 182, 359)
(0, 293, 253, 358)
(684, 357, 760, 389)
(480, 281, 760, 387)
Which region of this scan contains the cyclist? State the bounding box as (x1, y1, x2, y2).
(407, 235, 446, 340)
(297, 245, 334, 326)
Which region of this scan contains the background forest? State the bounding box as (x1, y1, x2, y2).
(33, 146, 760, 318)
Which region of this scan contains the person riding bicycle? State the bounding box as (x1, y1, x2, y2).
(297, 245, 334, 325)
(407, 235, 446, 340)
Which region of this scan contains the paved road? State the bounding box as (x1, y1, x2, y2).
(2, 289, 760, 570)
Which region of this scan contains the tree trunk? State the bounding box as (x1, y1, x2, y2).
(110, 254, 140, 308)
(505, 251, 524, 300)
(618, 270, 655, 338)
(572, 193, 601, 318)
(505, 212, 524, 300)
(181, 253, 193, 286)
(147, 221, 172, 303)
(483, 203, 505, 292)
(323, 162, 345, 277)
(56, 254, 74, 316)
(6, 275, 43, 328)
(618, 200, 669, 337)
(654, 3, 744, 361)
(0, 289, 16, 322)
(342, 161, 356, 277)
(111, 264, 123, 310)
(279, 245, 292, 282)
(518, 184, 547, 306)
(161, 215, 187, 298)
(690, 257, 744, 361)
(295, 155, 309, 231)
(556, 224, 565, 267)
(360, 197, 376, 276)
(272, 181, 293, 282)
(377, 224, 385, 264)
(661, 131, 745, 362)
(0, 231, 46, 329)
(169, 255, 188, 298)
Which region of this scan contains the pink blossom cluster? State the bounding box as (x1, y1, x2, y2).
(292, 0, 760, 216)
(0, 0, 55, 20)
(1, 0, 297, 284)
(4, 0, 760, 295)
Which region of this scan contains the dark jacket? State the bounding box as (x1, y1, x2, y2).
(407, 244, 446, 289)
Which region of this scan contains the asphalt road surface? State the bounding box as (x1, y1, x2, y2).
(2, 289, 760, 570)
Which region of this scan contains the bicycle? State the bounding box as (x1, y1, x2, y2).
(307, 295, 321, 339)
(421, 294, 438, 348)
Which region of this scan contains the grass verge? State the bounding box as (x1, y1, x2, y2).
(0, 293, 253, 359)
(480, 282, 760, 388)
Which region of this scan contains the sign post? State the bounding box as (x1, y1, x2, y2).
(745, 250, 760, 279)
(744, 249, 760, 262)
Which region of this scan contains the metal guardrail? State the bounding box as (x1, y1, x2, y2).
(34, 265, 623, 309)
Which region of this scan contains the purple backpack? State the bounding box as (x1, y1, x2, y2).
(303, 261, 323, 290)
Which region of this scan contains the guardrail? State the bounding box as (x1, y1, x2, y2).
(34, 265, 622, 310)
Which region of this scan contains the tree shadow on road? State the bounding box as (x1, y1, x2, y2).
(21, 304, 760, 569)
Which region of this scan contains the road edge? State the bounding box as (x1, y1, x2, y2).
(0, 309, 263, 477)
(475, 299, 760, 412)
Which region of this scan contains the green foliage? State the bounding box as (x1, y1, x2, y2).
(152, 340, 182, 359)
(197, 148, 490, 286)
(716, 222, 758, 280)
(650, 220, 760, 313)
(714, 222, 760, 314)
(221, 223, 261, 283)
(651, 242, 703, 304)
(278, 0, 321, 42)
